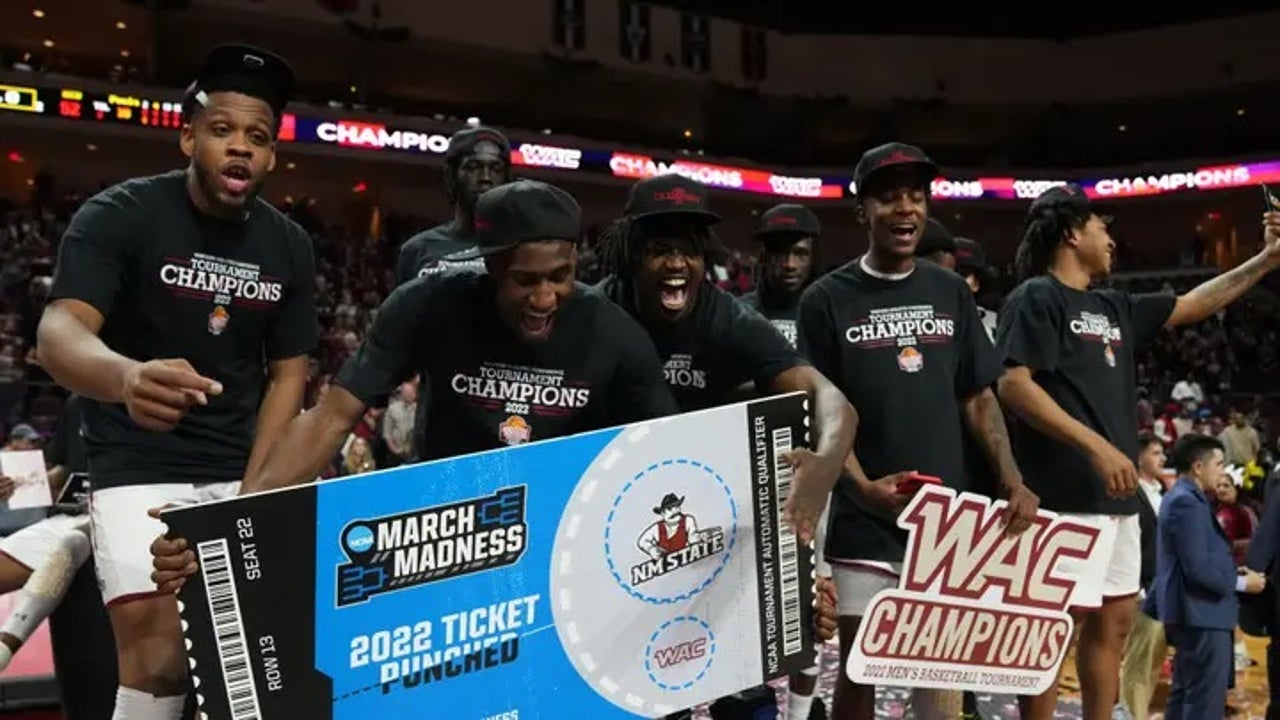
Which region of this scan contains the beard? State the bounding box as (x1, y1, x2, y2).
(193, 162, 262, 218)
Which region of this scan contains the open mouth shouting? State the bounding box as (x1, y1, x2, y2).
(521, 312, 555, 340)
(219, 162, 253, 197)
(657, 276, 690, 312)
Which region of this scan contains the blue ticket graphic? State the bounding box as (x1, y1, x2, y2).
(165, 393, 815, 720)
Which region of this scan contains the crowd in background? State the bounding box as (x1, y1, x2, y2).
(3, 180, 1280, 510)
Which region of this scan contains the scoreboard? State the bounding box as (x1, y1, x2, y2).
(0, 82, 183, 129)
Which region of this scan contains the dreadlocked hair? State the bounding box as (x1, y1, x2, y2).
(1015, 204, 1091, 282)
(596, 216, 723, 279)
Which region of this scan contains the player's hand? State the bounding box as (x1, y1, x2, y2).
(858, 472, 912, 519)
(0, 476, 14, 502)
(1087, 442, 1138, 499)
(147, 505, 198, 594)
(779, 449, 842, 545)
(1262, 191, 1280, 259)
(812, 575, 838, 643)
(1240, 567, 1267, 595)
(121, 359, 223, 433)
(1000, 481, 1039, 536)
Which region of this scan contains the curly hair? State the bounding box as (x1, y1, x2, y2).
(1015, 203, 1092, 281)
(596, 216, 722, 278)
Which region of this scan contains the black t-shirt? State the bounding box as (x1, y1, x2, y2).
(797, 259, 1001, 563)
(335, 272, 678, 460)
(996, 275, 1175, 515)
(597, 277, 805, 412)
(738, 289, 799, 348)
(394, 223, 488, 285)
(49, 171, 318, 488)
(48, 394, 87, 476)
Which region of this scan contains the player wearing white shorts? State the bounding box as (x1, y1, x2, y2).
(995, 183, 1280, 720)
(0, 398, 92, 669)
(595, 180, 855, 720)
(796, 142, 1037, 720)
(36, 44, 316, 720)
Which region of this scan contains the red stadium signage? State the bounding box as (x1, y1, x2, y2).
(315, 120, 451, 154)
(846, 486, 1103, 696)
(5, 80, 1280, 202)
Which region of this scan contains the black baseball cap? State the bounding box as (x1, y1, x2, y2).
(623, 174, 722, 224)
(753, 204, 821, 239)
(1027, 183, 1113, 226)
(915, 218, 956, 257)
(446, 126, 511, 164)
(448, 180, 580, 260)
(853, 142, 939, 197)
(182, 44, 296, 122)
(953, 237, 988, 275)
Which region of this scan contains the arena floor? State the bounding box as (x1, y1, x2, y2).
(0, 615, 1270, 718)
(693, 634, 1274, 719)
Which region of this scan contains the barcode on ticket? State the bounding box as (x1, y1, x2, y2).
(198, 539, 263, 720)
(771, 427, 803, 657)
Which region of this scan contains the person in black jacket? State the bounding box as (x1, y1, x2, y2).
(1246, 454, 1280, 720)
(1118, 433, 1170, 720)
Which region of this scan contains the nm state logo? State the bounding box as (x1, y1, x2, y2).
(335, 487, 528, 607)
(604, 458, 738, 604)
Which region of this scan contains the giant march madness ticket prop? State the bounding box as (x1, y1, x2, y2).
(846, 486, 1105, 696)
(163, 393, 816, 720)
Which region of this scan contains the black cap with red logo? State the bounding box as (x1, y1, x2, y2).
(445, 126, 511, 164)
(853, 142, 939, 197)
(753, 204, 822, 239)
(448, 180, 580, 260)
(623, 174, 723, 224)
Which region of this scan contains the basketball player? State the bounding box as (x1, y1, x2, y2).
(149, 179, 675, 557)
(36, 44, 317, 720)
(913, 218, 957, 271)
(796, 142, 1038, 720)
(996, 184, 1280, 720)
(596, 178, 854, 720)
(949, 234, 999, 720)
(952, 236, 997, 342)
(0, 396, 90, 670)
(596, 174, 857, 543)
(150, 181, 843, 678)
(394, 126, 513, 459)
(738, 203, 829, 719)
(394, 126, 511, 282)
(739, 203, 821, 347)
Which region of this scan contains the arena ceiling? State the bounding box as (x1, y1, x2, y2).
(650, 1, 1279, 39)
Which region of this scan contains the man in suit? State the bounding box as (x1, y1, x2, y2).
(1148, 433, 1267, 720)
(1119, 433, 1170, 720)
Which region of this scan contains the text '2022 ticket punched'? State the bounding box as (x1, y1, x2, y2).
(163, 392, 816, 720)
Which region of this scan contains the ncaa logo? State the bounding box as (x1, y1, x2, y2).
(603, 457, 738, 605)
(643, 616, 716, 691)
(343, 524, 374, 555)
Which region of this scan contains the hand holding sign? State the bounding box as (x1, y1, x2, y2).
(847, 485, 1104, 696)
